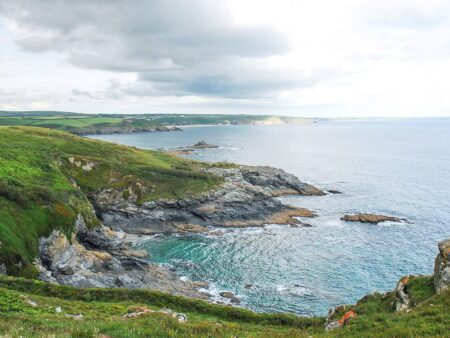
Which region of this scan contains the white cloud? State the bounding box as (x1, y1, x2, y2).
(0, 0, 449, 116)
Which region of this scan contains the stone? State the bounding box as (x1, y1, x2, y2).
(65, 313, 84, 321)
(22, 296, 38, 307)
(219, 291, 241, 304)
(58, 263, 75, 275)
(325, 320, 341, 331)
(173, 313, 188, 323)
(434, 238, 450, 293)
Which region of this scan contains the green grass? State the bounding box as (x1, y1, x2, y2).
(0, 275, 319, 337)
(318, 276, 449, 337)
(0, 274, 447, 337)
(0, 126, 222, 276)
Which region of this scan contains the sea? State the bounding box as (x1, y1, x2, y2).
(88, 118, 450, 316)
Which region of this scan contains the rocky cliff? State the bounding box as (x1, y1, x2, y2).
(35, 162, 324, 297)
(36, 215, 208, 299)
(92, 165, 324, 234)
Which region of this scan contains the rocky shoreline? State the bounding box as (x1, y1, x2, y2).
(36, 215, 209, 299)
(35, 165, 324, 300)
(33, 160, 424, 306)
(92, 165, 324, 234)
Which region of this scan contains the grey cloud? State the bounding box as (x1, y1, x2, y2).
(0, 0, 318, 98)
(71, 88, 94, 99)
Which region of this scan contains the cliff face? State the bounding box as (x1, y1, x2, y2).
(91, 165, 324, 234)
(36, 215, 208, 299)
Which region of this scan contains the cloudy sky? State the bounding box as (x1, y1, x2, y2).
(0, 0, 449, 117)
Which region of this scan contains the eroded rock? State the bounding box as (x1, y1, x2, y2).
(395, 276, 411, 312)
(434, 238, 450, 293)
(37, 215, 209, 300)
(93, 165, 323, 234)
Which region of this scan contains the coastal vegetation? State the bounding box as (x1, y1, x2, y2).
(0, 273, 447, 337)
(0, 126, 221, 276)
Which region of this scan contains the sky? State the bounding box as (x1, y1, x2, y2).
(0, 0, 449, 117)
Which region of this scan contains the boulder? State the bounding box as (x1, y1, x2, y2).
(219, 291, 241, 304)
(434, 238, 450, 293)
(341, 213, 405, 224)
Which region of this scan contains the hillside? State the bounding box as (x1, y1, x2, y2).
(0, 111, 316, 135)
(0, 126, 221, 276)
(0, 266, 448, 337)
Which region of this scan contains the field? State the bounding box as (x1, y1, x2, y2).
(0, 111, 316, 135)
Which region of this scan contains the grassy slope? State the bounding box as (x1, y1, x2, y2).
(0, 126, 221, 276)
(0, 275, 447, 337)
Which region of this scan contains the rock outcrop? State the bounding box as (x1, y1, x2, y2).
(394, 276, 411, 312)
(92, 165, 324, 234)
(36, 215, 207, 299)
(191, 140, 218, 149)
(167, 140, 219, 155)
(341, 213, 405, 224)
(434, 238, 450, 293)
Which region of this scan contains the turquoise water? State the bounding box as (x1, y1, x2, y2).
(89, 119, 450, 315)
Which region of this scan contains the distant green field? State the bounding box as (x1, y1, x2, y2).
(0, 115, 124, 129)
(0, 111, 316, 135)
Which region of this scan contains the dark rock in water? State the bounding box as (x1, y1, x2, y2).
(219, 291, 241, 304)
(434, 238, 450, 293)
(341, 213, 406, 224)
(328, 190, 343, 194)
(191, 140, 218, 149)
(244, 284, 253, 289)
(167, 140, 218, 155)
